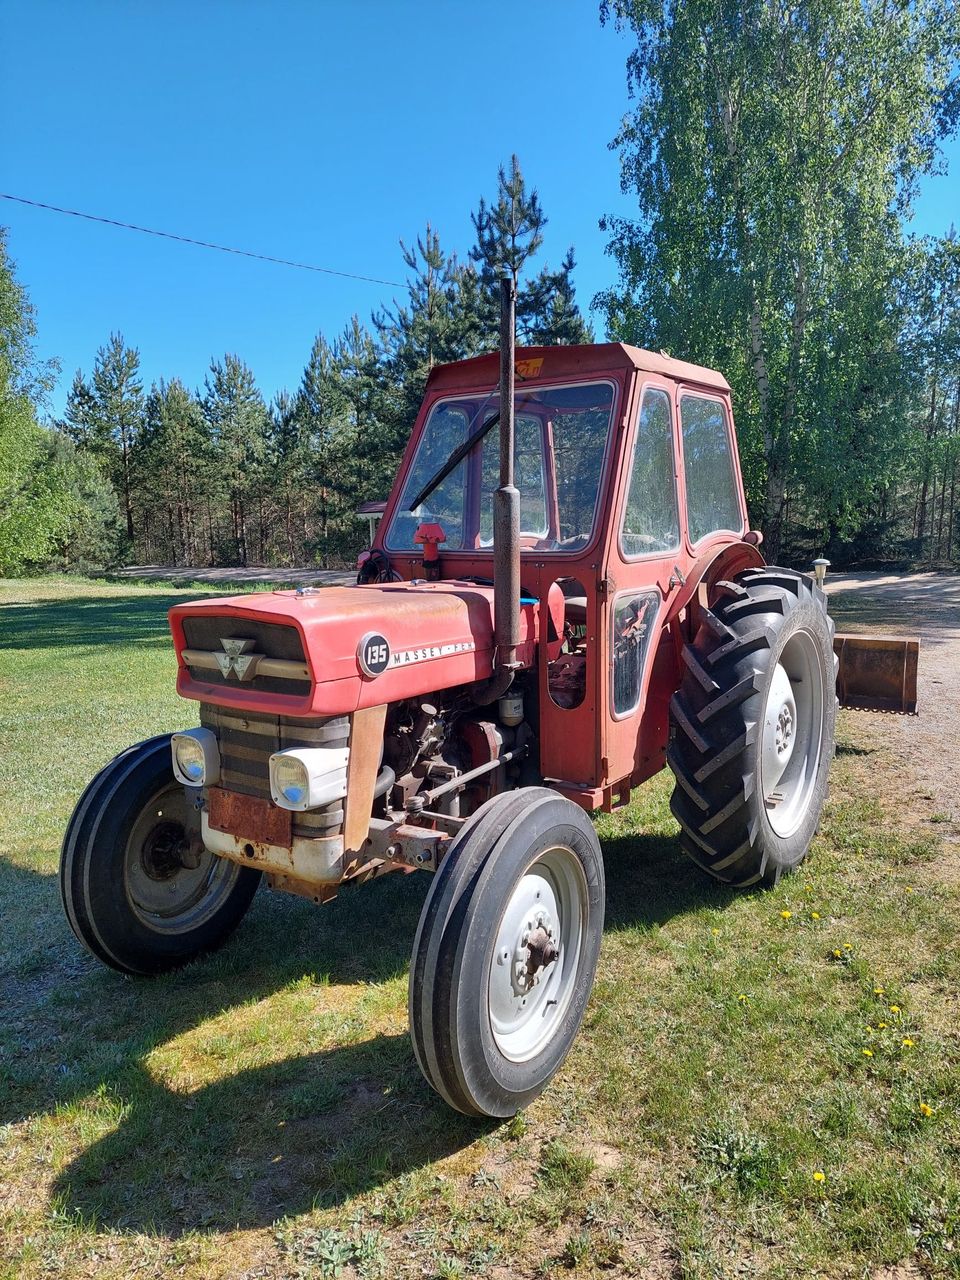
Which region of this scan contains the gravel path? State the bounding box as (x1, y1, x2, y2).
(110, 564, 356, 587)
(825, 571, 960, 851)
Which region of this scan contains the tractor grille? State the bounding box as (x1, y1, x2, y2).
(199, 704, 348, 836)
(181, 616, 311, 697)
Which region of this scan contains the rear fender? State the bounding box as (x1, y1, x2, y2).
(666, 541, 766, 634)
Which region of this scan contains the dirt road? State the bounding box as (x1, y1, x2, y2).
(111, 565, 356, 587)
(825, 571, 960, 852)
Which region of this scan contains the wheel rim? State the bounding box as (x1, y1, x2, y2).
(488, 844, 587, 1063)
(124, 781, 243, 933)
(760, 628, 826, 839)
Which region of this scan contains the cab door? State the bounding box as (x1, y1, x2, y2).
(600, 378, 685, 794)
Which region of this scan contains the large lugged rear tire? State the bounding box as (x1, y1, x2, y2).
(667, 567, 837, 888)
(409, 789, 605, 1118)
(60, 736, 261, 975)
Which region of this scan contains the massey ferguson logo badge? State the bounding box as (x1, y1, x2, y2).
(358, 632, 391, 677)
(214, 637, 263, 681)
(358, 631, 476, 678)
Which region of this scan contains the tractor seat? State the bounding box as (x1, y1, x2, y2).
(563, 596, 588, 626)
(557, 578, 588, 627)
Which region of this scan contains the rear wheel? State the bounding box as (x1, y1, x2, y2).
(667, 567, 837, 887)
(409, 789, 605, 1117)
(60, 736, 261, 975)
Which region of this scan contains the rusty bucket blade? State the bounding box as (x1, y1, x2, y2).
(833, 634, 919, 715)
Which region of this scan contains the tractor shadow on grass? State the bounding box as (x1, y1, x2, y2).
(46, 829, 733, 1234)
(52, 1032, 482, 1234)
(599, 826, 734, 929)
(35, 824, 727, 1233)
(0, 860, 434, 1130)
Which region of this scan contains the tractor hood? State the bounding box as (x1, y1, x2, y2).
(169, 581, 538, 718)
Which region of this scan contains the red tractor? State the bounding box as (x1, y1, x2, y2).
(63, 279, 850, 1118)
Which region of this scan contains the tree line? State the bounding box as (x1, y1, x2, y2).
(0, 158, 591, 576)
(2, 0, 960, 578)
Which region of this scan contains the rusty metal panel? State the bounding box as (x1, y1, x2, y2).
(207, 786, 293, 847)
(834, 634, 919, 715)
(343, 704, 388, 856)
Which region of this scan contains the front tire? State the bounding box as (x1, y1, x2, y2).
(60, 736, 261, 975)
(667, 567, 837, 887)
(409, 789, 605, 1117)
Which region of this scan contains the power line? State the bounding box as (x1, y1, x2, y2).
(0, 192, 404, 288)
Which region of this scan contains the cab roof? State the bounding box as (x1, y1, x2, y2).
(424, 342, 731, 395)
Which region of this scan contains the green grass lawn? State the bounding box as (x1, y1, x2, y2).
(1, 576, 958, 1279)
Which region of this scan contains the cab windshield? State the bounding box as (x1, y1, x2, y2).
(385, 381, 615, 552)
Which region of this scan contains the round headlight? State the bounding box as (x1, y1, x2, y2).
(273, 756, 308, 806)
(174, 737, 206, 784)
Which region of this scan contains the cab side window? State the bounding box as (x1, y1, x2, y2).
(620, 388, 680, 557)
(680, 395, 742, 543)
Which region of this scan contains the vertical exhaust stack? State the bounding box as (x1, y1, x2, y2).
(475, 271, 522, 704)
(494, 270, 521, 677)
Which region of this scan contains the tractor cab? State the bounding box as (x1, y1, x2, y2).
(370, 342, 761, 807)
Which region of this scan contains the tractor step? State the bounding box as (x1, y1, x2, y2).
(834, 634, 919, 715)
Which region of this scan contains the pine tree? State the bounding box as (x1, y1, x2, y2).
(64, 333, 144, 543)
(137, 379, 211, 565)
(523, 249, 594, 346)
(470, 154, 547, 343)
(335, 316, 389, 506)
(469, 156, 592, 349)
(202, 355, 268, 566)
(294, 334, 351, 567)
(375, 225, 478, 441)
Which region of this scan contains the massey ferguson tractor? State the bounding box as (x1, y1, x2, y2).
(61, 277, 916, 1119)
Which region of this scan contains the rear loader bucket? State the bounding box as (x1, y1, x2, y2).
(833, 634, 919, 715)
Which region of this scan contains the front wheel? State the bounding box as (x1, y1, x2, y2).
(60, 736, 261, 975)
(409, 789, 605, 1118)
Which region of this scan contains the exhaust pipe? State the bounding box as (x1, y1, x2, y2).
(475, 270, 522, 704)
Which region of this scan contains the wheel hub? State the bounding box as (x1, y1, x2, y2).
(775, 703, 794, 756)
(141, 820, 188, 881)
(124, 783, 236, 929)
(488, 846, 588, 1063)
(761, 663, 798, 793)
(507, 915, 559, 993)
(759, 630, 827, 838)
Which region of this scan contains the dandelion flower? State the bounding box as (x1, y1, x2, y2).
(902, 1038, 914, 1048)
(737, 994, 749, 1003)
(811, 912, 821, 920)
(832, 949, 843, 958)
(843, 943, 853, 950)
(878, 1022, 887, 1030)
(906, 887, 914, 894)
(874, 987, 885, 995)
(919, 1102, 933, 1117)
(711, 928, 720, 936)
(781, 910, 792, 920)
(813, 1170, 826, 1183)
(862, 1048, 874, 1057)
(890, 1005, 901, 1014)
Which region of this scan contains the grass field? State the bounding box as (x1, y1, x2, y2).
(1, 576, 958, 1279)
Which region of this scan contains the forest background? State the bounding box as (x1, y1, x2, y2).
(2, 0, 959, 576)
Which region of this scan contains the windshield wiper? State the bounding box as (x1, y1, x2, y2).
(408, 409, 501, 512)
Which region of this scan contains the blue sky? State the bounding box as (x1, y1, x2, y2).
(1, 0, 957, 421)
